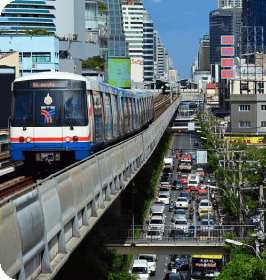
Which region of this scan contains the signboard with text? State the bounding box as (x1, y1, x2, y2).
(221, 58, 234, 67)
(221, 35, 234, 45)
(222, 70, 234, 79)
(221, 47, 234, 56)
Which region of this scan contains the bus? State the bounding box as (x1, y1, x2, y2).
(191, 254, 223, 279)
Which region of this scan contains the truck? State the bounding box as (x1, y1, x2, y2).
(187, 174, 200, 192)
(179, 154, 193, 171)
(150, 201, 166, 215)
(163, 157, 174, 170)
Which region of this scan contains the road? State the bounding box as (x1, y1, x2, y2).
(151, 131, 219, 280)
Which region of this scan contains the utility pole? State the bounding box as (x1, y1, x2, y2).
(239, 161, 244, 235)
(259, 184, 264, 233)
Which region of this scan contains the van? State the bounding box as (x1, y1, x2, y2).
(130, 259, 150, 280)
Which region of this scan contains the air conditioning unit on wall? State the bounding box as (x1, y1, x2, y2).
(32, 63, 37, 68)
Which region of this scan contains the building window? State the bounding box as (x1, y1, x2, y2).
(239, 121, 250, 128)
(23, 52, 31, 58)
(261, 105, 266, 110)
(239, 105, 250, 111)
(32, 53, 51, 63)
(261, 122, 266, 127)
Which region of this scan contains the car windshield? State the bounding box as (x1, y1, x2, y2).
(139, 256, 155, 262)
(200, 202, 211, 207)
(189, 181, 198, 184)
(159, 188, 169, 192)
(147, 231, 160, 236)
(181, 193, 190, 198)
(174, 210, 186, 215)
(161, 176, 170, 181)
(150, 220, 163, 224)
(201, 220, 214, 225)
(180, 175, 187, 179)
(175, 220, 187, 225)
(132, 267, 148, 274)
(164, 168, 172, 173)
(159, 195, 167, 198)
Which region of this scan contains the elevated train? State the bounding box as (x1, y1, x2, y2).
(9, 72, 154, 164)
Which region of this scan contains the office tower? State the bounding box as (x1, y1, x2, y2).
(122, 0, 143, 83)
(199, 34, 210, 71)
(157, 41, 165, 79)
(209, 8, 242, 65)
(143, 9, 154, 82)
(102, 0, 127, 57)
(218, 0, 242, 8)
(0, 0, 56, 33)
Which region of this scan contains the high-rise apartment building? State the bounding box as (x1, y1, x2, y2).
(0, 0, 56, 33)
(209, 8, 242, 65)
(143, 10, 154, 82)
(218, 0, 242, 8)
(157, 41, 165, 79)
(102, 0, 127, 57)
(199, 34, 210, 71)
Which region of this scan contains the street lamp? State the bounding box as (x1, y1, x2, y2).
(225, 239, 261, 260)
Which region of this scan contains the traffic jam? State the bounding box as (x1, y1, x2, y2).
(131, 131, 223, 280)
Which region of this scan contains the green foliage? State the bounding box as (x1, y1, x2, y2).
(82, 55, 105, 70)
(98, 1, 108, 10)
(24, 27, 55, 35)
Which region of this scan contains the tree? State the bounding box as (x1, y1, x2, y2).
(82, 55, 105, 70)
(98, 1, 108, 10)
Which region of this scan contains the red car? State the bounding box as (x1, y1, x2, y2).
(187, 185, 199, 192)
(197, 190, 208, 203)
(179, 174, 188, 184)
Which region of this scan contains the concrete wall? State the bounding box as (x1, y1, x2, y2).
(0, 52, 19, 78)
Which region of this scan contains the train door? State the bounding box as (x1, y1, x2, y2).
(132, 98, 136, 130)
(103, 92, 113, 141)
(112, 94, 118, 137)
(91, 90, 104, 144)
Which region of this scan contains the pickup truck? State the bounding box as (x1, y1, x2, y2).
(150, 201, 166, 215)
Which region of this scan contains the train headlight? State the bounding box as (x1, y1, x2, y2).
(36, 153, 41, 161)
(19, 136, 24, 143)
(65, 137, 71, 143)
(26, 137, 31, 143)
(73, 136, 79, 142)
(55, 153, 61, 161)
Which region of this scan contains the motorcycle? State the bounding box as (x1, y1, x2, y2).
(189, 208, 194, 219)
(213, 199, 217, 209)
(169, 200, 174, 212)
(191, 191, 195, 200)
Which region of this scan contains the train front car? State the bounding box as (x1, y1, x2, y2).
(10, 72, 91, 164)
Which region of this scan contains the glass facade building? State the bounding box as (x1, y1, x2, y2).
(218, 0, 242, 8)
(102, 0, 127, 57)
(0, 0, 56, 33)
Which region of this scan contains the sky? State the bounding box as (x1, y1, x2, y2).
(143, 0, 218, 79)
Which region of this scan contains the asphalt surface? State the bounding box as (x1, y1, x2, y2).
(149, 131, 219, 280)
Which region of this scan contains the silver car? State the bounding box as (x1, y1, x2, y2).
(200, 220, 215, 230)
(171, 209, 187, 222)
(145, 230, 163, 241)
(173, 219, 190, 233)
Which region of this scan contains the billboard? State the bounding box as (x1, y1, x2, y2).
(221, 36, 234, 45)
(197, 151, 207, 164)
(108, 58, 131, 88)
(221, 58, 234, 67)
(222, 70, 234, 79)
(221, 47, 234, 56)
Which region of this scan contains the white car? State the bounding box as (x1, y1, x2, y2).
(198, 199, 213, 213)
(173, 218, 190, 233)
(150, 213, 166, 224)
(157, 194, 170, 204)
(175, 197, 189, 209)
(131, 259, 150, 280)
(145, 230, 163, 241)
(148, 217, 165, 232)
(138, 254, 157, 276)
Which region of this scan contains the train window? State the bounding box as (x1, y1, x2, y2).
(92, 90, 104, 143)
(104, 93, 113, 140)
(112, 95, 118, 136)
(128, 98, 133, 130)
(71, 80, 86, 89)
(12, 91, 33, 127)
(63, 91, 88, 127)
(132, 99, 136, 129)
(122, 97, 128, 133)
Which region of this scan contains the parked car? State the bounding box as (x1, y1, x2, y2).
(168, 229, 186, 241)
(171, 209, 187, 222)
(138, 254, 157, 276)
(173, 219, 189, 233)
(145, 230, 163, 241)
(175, 197, 189, 209)
(180, 192, 192, 203)
(172, 180, 183, 190)
(157, 194, 170, 205)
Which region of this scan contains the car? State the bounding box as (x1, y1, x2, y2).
(179, 174, 188, 184)
(150, 212, 166, 220)
(172, 180, 183, 190)
(197, 229, 217, 240)
(196, 167, 205, 177)
(169, 229, 186, 241)
(175, 197, 189, 209)
(148, 217, 165, 232)
(131, 259, 150, 280)
(198, 200, 213, 213)
(145, 230, 163, 241)
(198, 208, 214, 219)
(160, 175, 171, 186)
(138, 254, 157, 276)
(194, 172, 204, 183)
(159, 186, 171, 197)
(163, 167, 173, 177)
(197, 191, 208, 203)
(200, 220, 215, 230)
(180, 192, 192, 203)
(173, 219, 190, 233)
(169, 254, 190, 270)
(171, 209, 187, 222)
(157, 194, 170, 205)
(163, 272, 184, 280)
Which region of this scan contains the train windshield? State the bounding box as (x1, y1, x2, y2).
(12, 89, 88, 127)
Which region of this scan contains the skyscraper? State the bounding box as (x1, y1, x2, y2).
(218, 0, 242, 8)
(0, 0, 56, 33)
